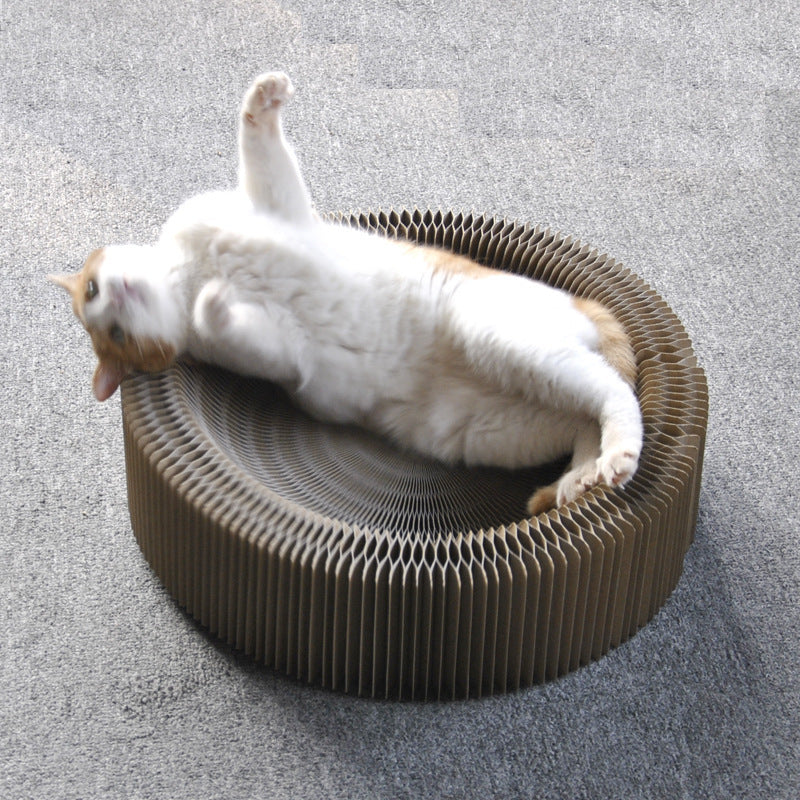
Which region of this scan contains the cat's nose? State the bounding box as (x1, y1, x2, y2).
(108, 279, 126, 310)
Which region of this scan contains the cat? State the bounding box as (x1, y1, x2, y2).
(50, 72, 643, 515)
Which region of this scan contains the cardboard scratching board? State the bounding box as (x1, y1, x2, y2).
(121, 209, 708, 700)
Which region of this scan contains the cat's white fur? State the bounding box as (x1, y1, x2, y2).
(54, 72, 643, 513)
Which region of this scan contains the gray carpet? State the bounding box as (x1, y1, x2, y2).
(2, 0, 798, 797)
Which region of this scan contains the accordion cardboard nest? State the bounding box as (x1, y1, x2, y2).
(121, 209, 708, 700)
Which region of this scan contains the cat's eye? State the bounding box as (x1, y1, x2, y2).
(85, 279, 98, 301)
(109, 324, 126, 346)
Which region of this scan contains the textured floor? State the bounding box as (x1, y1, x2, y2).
(2, 1, 799, 797)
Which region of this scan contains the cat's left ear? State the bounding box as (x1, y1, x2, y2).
(48, 272, 82, 295)
(93, 360, 130, 402)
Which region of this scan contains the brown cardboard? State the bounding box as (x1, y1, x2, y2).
(120, 208, 708, 700)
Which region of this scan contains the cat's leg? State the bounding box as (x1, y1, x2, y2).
(529, 355, 642, 499)
(238, 72, 314, 223)
(527, 421, 603, 515)
(448, 284, 643, 500)
(460, 332, 642, 494)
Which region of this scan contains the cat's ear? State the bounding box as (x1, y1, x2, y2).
(48, 272, 82, 295)
(92, 360, 130, 402)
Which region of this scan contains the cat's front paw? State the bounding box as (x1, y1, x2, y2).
(243, 72, 294, 126)
(595, 447, 640, 490)
(195, 279, 233, 334)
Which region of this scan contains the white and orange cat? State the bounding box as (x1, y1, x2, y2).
(51, 72, 642, 514)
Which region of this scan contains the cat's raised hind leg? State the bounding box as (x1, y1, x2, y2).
(238, 72, 314, 223)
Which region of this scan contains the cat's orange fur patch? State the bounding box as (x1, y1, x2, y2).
(90, 329, 176, 374)
(428, 247, 496, 279)
(527, 485, 558, 515)
(573, 297, 637, 387)
(90, 332, 177, 400)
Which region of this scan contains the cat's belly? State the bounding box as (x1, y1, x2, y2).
(294, 370, 578, 471)
(395, 391, 579, 470)
(290, 358, 415, 426)
(286, 340, 579, 469)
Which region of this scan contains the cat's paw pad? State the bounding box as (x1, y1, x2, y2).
(595, 448, 639, 489)
(196, 280, 232, 333)
(243, 72, 294, 123)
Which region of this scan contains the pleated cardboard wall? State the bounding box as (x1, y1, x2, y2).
(121, 209, 708, 699)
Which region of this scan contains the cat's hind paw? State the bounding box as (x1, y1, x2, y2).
(595, 448, 639, 489)
(528, 448, 640, 517)
(556, 463, 599, 507)
(527, 461, 599, 516)
(243, 72, 294, 126)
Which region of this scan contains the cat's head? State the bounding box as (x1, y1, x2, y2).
(50, 246, 182, 401)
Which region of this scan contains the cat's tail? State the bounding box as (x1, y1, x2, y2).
(527, 484, 559, 515)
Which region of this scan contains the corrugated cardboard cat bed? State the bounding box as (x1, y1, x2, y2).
(121, 209, 707, 700)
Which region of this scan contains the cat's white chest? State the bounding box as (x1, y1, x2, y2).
(178, 211, 433, 418)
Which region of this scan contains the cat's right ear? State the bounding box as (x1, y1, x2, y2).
(92, 360, 130, 402)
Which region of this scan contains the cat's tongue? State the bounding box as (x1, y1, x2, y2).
(93, 362, 128, 401)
